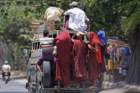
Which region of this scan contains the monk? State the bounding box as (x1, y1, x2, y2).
(87, 32, 104, 85)
(72, 32, 87, 86)
(54, 30, 73, 87)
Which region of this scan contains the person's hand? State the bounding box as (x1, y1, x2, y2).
(53, 46, 57, 56)
(53, 52, 57, 57)
(95, 47, 99, 52)
(88, 44, 96, 52)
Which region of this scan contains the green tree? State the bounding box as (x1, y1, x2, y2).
(0, 0, 33, 69)
(122, 8, 140, 85)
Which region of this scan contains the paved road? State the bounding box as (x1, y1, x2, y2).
(99, 88, 126, 93)
(0, 79, 28, 93)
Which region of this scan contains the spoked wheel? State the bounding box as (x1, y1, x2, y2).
(28, 82, 39, 93)
(36, 83, 42, 93)
(28, 83, 36, 93)
(5, 79, 8, 84)
(4, 76, 10, 84)
(36, 69, 43, 93)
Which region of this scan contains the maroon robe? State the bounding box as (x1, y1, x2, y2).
(55, 30, 73, 87)
(87, 32, 103, 85)
(73, 38, 87, 82)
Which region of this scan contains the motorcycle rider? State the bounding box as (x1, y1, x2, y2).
(2, 60, 11, 80)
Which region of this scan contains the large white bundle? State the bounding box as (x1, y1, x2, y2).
(44, 7, 63, 22)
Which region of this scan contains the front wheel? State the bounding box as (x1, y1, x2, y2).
(5, 78, 9, 84)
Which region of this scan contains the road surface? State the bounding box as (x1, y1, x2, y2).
(0, 79, 28, 93)
(99, 88, 126, 93)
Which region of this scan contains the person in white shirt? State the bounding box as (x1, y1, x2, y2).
(64, 1, 89, 33)
(2, 60, 11, 80)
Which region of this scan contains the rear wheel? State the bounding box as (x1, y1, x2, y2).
(42, 61, 51, 88)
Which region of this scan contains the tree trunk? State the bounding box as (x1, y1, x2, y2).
(127, 24, 140, 85)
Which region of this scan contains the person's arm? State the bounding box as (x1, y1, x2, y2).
(95, 44, 100, 52)
(85, 15, 89, 22)
(36, 58, 43, 74)
(53, 46, 57, 57)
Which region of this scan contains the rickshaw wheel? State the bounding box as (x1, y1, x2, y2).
(42, 61, 51, 88)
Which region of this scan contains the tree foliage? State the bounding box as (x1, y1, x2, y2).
(0, 0, 48, 46)
(80, 0, 140, 36)
(0, 0, 140, 39)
